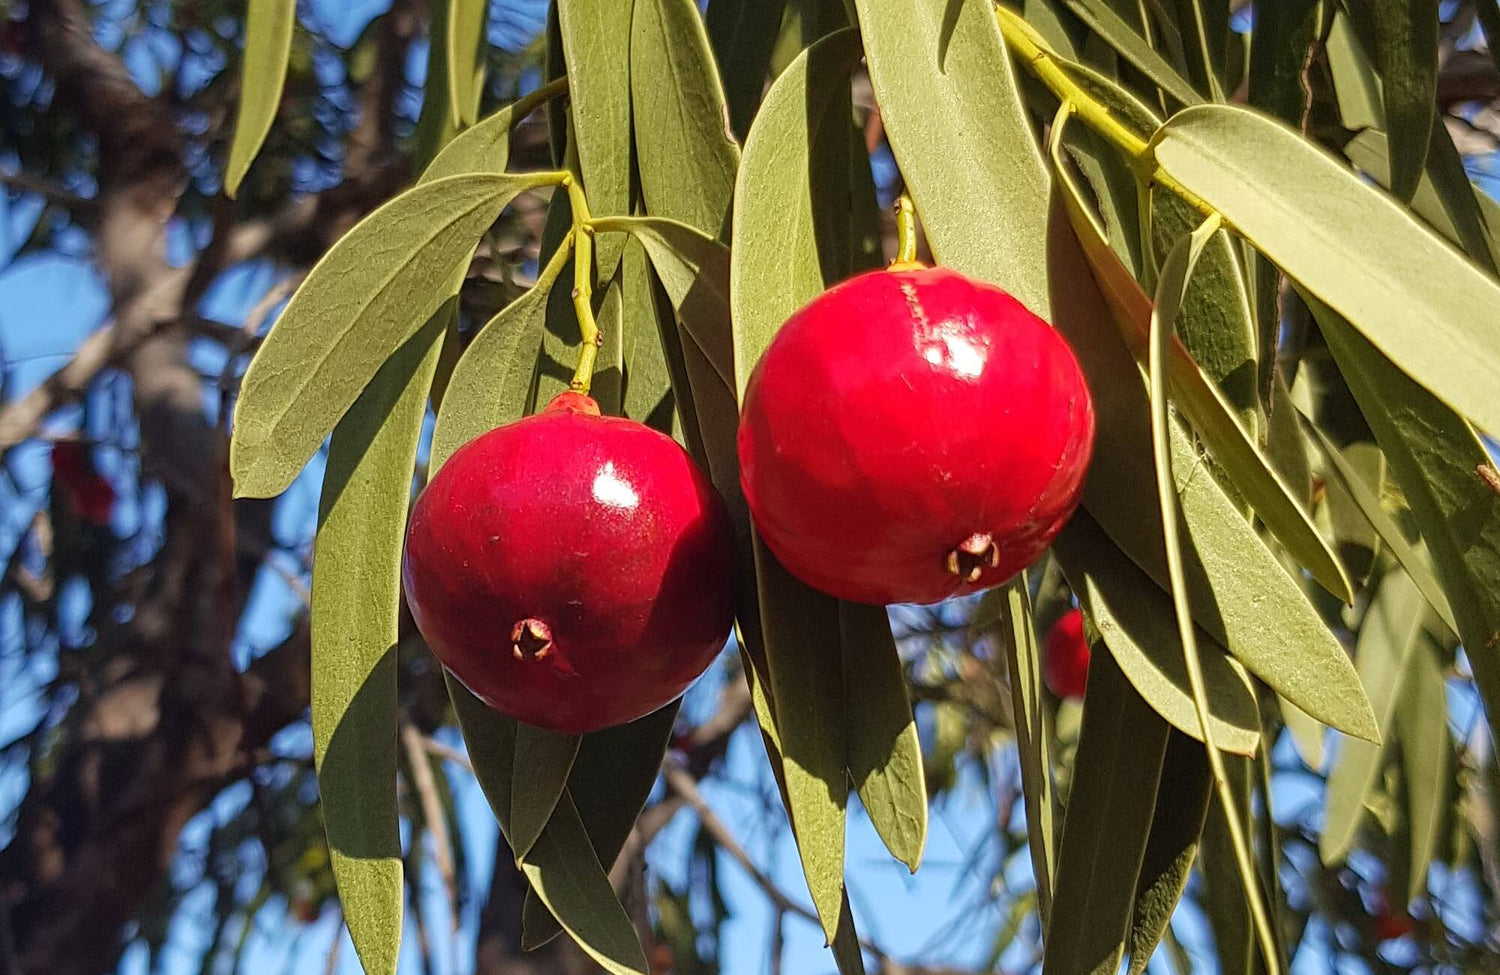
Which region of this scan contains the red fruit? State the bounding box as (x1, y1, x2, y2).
(737, 267, 1094, 605)
(1374, 910, 1416, 942)
(51, 441, 116, 526)
(402, 392, 736, 734)
(1043, 608, 1091, 700)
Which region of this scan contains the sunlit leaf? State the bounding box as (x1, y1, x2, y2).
(855, 0, 1051, 313)
(231, 172, 557, 498)
(1149, 104, 1500, 438)
(1395, 640, 1450, 902)
(558, 0, 633, 274)
(224, 0, 295, 198)
(446, 0, 488, 127)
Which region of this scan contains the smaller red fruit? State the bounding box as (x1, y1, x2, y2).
(402, 392, 736, 734)
(1043, 608, 1090, 700)
(51, 441, 115, 526)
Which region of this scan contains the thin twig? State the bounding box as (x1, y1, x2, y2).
(401, 722, 459, 930)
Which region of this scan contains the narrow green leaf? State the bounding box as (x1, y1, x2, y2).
(619, 237, 678, 433)
(731, 28, 863, 397)
(753, 536, 850, 945)
(509, 725, 581, 862)
(854, 0, 1051, 313)
(313, 317, 446, 975)
(1303, 423, 1456, 633)
(1325, 10, 1385, 134)
(1280, 697, 1326, 774)
(429, 239, 572, 472)
(1127, 732, 1213, 975)
(1395, 641, 1449, 903)
(522, 701, 681, 949)
(632, 0, 741, 237)
(592, 216, 734, 392)
(840, 602, 927, 872)
(1059, 0, 1203, 107)
(1149, 104, 1500, 438)
(520, 794, 650, 975)
(1321, 569, 1427, 866)
(413, 0, 460, 170)
(706, 0, 789, 139)
(1045, 650, 1170, 975)
(558, 0, 633, 274)
(1051, 116, 1351, 604)
(1054, 511, 1261, 757)
(423, 76, 569, 182)
(1199, 755, 1259, 975)
(450, 676, 648, 975)
(1346, 0, 1436, 202)
(446, 0, 488, 127)
(1343, 126, 1500, 276)
(225, 0, 295, 198)
(994, 579, 1057, 924)
(1314, 301, 1500, 763)
(231, 172, 555, 497)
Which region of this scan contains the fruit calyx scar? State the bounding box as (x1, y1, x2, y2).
(510, 618, 554, 661)
(945, 532, 1001, 583)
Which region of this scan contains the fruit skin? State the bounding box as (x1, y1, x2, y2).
(1043, 608, 1091, 700)
(737, 266, 1094, 605)
(402, 392, 736, 734)
(51, 441, 115, 526)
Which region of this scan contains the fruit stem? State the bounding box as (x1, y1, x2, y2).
(892, 193, 920, 268)
(993, 5, 1217, 225)
(560, 174, 601, 394)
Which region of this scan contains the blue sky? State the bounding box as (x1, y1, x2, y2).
(3, 2, 1500, 974)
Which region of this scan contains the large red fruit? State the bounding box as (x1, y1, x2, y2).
(402, 392, 736, 734)
(1043, 608, 1091, 700)
(737, 267, 1094, 605)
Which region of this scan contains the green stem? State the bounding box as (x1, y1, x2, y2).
(994, 6, 1217, 222)
(560, 174, 601, 394)
(889, 193, 924, 271)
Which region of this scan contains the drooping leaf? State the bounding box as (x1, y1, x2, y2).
(508, 725, 581, 862)
(1054, 511, 1261, 756)
(557, 0, 633, 274)
(429, 239, 573, 472)
(446, 0, 488, 127)
(1199, 755, 1259, 975)
(522, 701, 681, 949)
(731, 28, 864, 397)
(706, 0, 789, 139)
(1395, 640, 1449, 903)
(752, 537, 850, 946)
(1345, 0, 1436, 202)
(312, 317, 446, 975)
(1321, 569, 1427, 866)
(423, 76, 569, 182)
(1051, 115, 1350, 603)
(632, 0, 742, 237)
(1324, 9, 1385, 134)
(855, 0, 1051, 313)
(1127, 732, 1213, 975)
(449, 677, 649, 975)
(840, 602, 927, 872)
(224, 0, 296, 198)
(619, 236, 678, 433)
(1149, 104, 1500, 438)
(1044, 650, 1169, 975)
(1058, 0, 1203, 106)
(994, 578, 1057, 924)
(231, 172, 557, 497)
(1314, 300, 1500, 756)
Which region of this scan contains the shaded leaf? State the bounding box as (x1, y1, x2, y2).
(1044, 650, 1169, 975)
(1346, 0, 1436, 202)
(1321, 569, 1427, 866)
(1200, 755, 1259, 975)
(225, 0, 295, 197)
(706, 0, 789, 139)
(1127, 732, 1213, 975)
(1395, 640, 1449, 902)
(1059, 0, 1202, 106)
(424, 76, 569, 182)
(232, 172, 556, 497)
(1149, 104, 1500, 438)
(509, 725, 581, 862)
(312, 317, 446, 975)
(632, 0, 741, 237)
(840, 602, 927, 872)
(1055, 510, 1261, 757)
